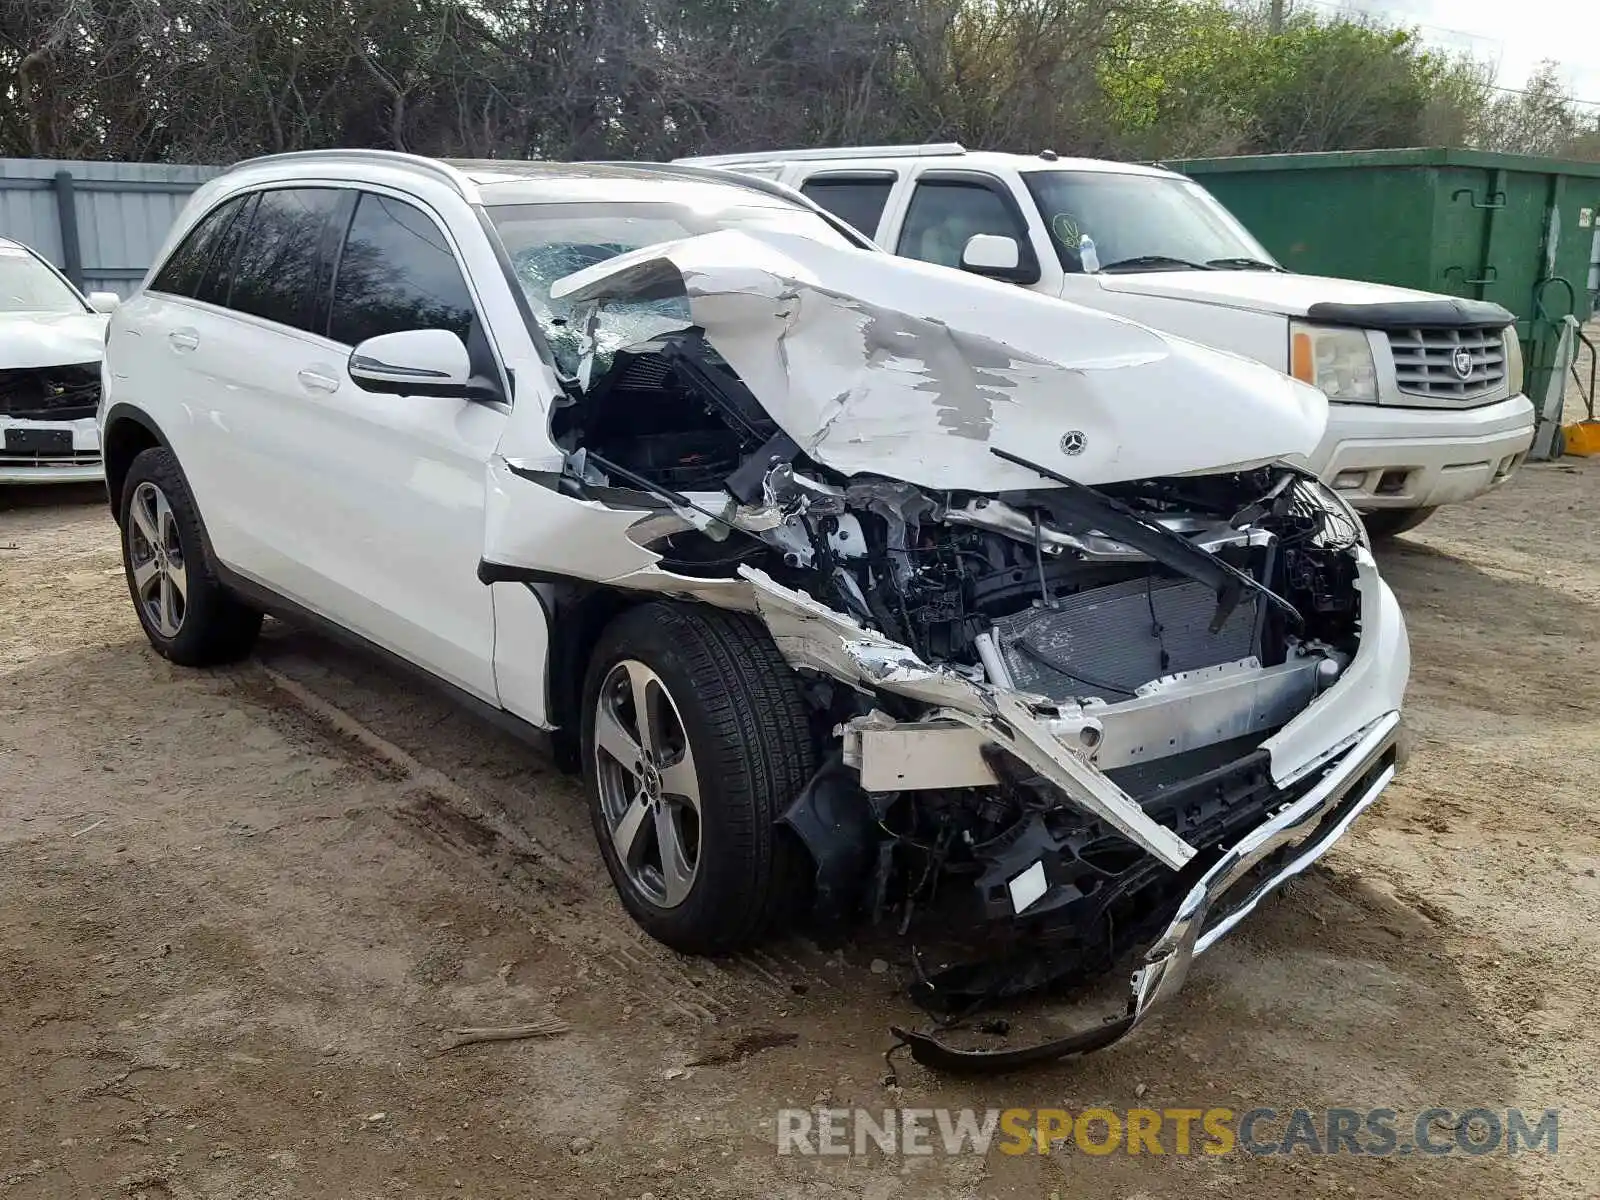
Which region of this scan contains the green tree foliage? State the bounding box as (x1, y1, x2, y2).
(1099, 1, 1495, 158)
(0, 0, 1593, 164)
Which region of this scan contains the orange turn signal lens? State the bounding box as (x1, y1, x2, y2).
(1290, 330, 1315, 385)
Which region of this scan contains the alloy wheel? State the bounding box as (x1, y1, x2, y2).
(127, 480, 187, 639)
(593, 659, 703, 909)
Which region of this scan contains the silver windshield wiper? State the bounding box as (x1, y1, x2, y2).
(1097, 254, 1213, 272)
(1205, 256, 1287, 272)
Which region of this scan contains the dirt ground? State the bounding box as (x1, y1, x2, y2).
(3, 462, 1598, 1200)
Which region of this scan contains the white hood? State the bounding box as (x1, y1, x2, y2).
(552, 231, 1328, 493)
(1090, 268, 1454, 319)
(0, 310, 106, 370)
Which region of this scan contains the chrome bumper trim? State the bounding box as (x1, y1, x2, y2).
(894, 709, 1401, 1072)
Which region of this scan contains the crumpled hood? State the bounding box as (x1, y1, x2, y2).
(1090, 267, 1453, 319)
(552, 230, 1328, 492)
(0, 310, 105, 370)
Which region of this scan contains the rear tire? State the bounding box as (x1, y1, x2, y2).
(581, 602, 817, 954)
(1361, 506, 1437, 540)
(119, 447, 262, 666)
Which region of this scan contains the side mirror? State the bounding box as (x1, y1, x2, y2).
(960, 233, 1021, 276)
(348, 329, 473, 396)
(87, 291, 120, 313)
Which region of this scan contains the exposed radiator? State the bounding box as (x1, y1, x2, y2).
(992, 576, 1258, 703)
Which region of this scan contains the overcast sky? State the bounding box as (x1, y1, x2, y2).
(1305, 0, 1600, 104)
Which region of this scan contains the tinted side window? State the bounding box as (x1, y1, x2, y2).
(229, 188, 343, 332)
(896, 180, 1031, 270)
(194, 192, 257, 308)
(799, 176, 894, 237)
(151, 196, 245, 298)
(329, 193, 474, 347)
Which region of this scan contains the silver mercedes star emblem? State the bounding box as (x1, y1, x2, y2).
(1452, 347, 1473, 380)
(1061, 430, 1087, 456)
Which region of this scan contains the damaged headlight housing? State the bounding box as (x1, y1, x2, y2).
(1299, 469, 1371, 551)
(1290, 322, 1378, 402)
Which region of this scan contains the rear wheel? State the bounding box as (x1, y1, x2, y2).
(581, 602, 817, 954)
(120, 447, 261, 666)
(1361, 506, 1437, 540)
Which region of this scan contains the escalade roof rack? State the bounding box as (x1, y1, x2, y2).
(589, 160, 879, 249)
(676, 143, 967, 167)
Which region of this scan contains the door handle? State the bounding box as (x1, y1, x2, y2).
(297, 369, 340, 394)
(168, 329, 199, 351)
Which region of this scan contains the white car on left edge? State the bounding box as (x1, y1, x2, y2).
(0, 237, 119, 485)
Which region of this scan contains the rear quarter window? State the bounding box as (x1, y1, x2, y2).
(150, 195, 247, 299)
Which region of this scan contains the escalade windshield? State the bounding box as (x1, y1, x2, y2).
(1021, 170, 1277, 274)
(486, 200, 854, 374)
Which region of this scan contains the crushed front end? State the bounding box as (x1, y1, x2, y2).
(734, 462, 1406, 1067)
(487, 228, 1410, 1068)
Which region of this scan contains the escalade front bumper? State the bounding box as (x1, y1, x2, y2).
(1309, 394, 1534, 510)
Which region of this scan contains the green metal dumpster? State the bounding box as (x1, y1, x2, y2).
(1167, 147, 1600, 429)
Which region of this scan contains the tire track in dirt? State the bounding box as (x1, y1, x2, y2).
(220, 653, 835, 1026)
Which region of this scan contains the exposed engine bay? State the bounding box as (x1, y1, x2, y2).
(544, 326, 1367, 1004)
(487, 228, 1408, 1069)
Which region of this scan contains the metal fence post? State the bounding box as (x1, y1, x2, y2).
(52, 169, 85, 289)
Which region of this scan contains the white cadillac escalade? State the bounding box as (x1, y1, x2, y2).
(679, 143, 1534, 538)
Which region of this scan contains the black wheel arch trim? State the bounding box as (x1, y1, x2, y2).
(100, 403, 174, 521)
(477, 558, 648, 757)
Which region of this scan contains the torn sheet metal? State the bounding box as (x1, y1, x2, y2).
(894, 710, 1399, 1073)
(740, 565, 1196, 870)
(1261, 549, 1409, 785)
(550, 229, 1329, 492)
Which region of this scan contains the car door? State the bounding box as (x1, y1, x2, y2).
(294, 189, 507, 701)
(122, 190, 259, 550)
(164, 187, 354, 597)
(883, 170, 1072, 298)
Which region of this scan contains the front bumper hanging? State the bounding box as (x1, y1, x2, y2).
(893, 709, 1401, 1072)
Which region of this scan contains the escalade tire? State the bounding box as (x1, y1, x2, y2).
(581, 602, 818, 954)
(1360, 506, 1437, 540)
(119, 447, 262, 666)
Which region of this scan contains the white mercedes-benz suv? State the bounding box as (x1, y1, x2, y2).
(101, 151, 1408, 1067)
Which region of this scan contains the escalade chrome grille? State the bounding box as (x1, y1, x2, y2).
(1387, 327, 1506, 401)
(0, 362, 101, 421)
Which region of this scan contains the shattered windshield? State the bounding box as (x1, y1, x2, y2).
(485, 200, 854, 376)
(1020, 171, 1275, 274)
(0, 245, 87, 314)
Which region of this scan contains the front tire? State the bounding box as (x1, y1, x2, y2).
(1361, 506, 1437, 540)
(119, 447, 261, 666)
(581, 602, 817, 954)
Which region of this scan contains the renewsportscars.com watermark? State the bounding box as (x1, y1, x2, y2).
(776, 1107, 1560, 1158)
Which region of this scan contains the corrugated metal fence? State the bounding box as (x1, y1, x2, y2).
(0, 158, 222, 297)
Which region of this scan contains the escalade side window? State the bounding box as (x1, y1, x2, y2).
(328, 192, 475, 347)
(799, 173, 895, 238)
(150, 194, 248, 300)
(897, 178, 1034, 274)
(229, 188, 345, 332)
